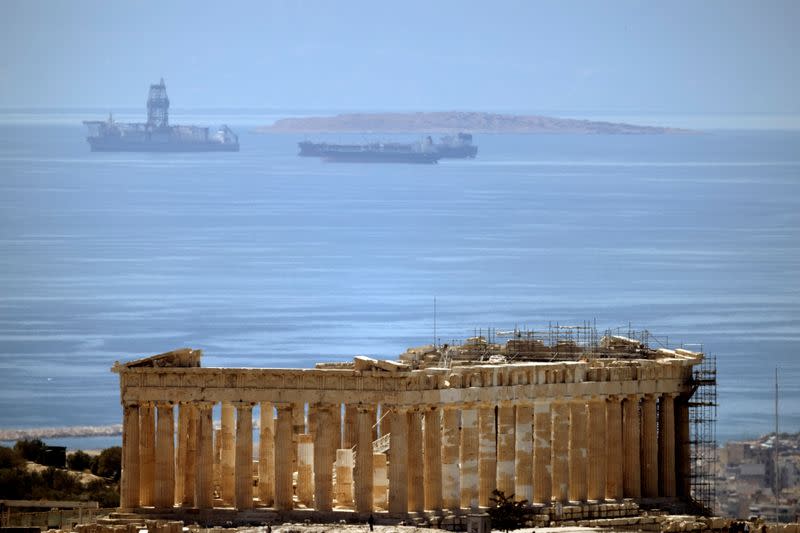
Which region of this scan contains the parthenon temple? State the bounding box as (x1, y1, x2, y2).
(112, 326, 711, 521)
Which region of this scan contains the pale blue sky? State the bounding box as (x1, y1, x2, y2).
(1, 0, 797, 115)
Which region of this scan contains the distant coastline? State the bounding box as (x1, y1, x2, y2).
(258, 111, 691, 134)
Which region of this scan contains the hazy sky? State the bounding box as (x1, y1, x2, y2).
(1, 0, 797, 114)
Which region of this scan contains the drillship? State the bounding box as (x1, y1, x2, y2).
(83, 79, 239, 152)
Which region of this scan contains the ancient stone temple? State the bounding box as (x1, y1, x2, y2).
(112, 328, 705, 520)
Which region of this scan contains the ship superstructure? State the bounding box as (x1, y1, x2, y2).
(83, 79, 239, 152)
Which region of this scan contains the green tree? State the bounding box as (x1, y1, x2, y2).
(91, 446, 121, 481)
(14, 438, 46, 462)
(487, 490, 532, 533)
(0, 445, 24, 469)
(67, 450, 93, 471)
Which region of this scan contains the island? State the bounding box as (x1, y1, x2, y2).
(258, 111, 688, 134)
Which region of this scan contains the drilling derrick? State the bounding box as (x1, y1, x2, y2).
(146, 78, 170, 129)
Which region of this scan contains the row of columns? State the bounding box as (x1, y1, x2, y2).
(120, 392, 686, 513)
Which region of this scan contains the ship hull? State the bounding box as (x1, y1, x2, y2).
(322, 152, 439, 164)
(88, 137, 239, 152)
(298, 141, 439, 164)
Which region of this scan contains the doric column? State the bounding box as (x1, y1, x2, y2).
(182, 403, 197, 506)
(259, 402, 275, 507)
(274, 404, 294, 511)
(569, 398, 588, 502)
(623, 395, 642, 498)
(373, 453, 389, 510)
(335, 448, 354, 508)
(121, 402, 140, 509)
(441, 406, 461, 510)
(496, 404, 515, 499)
(551, 400, 570, 503)
(460, 406, 479, 510)
(676, 396, 691, 498)
(344, 404, 358, 448)
(641, 393, 659, 497)
(407, 409, 425, 512)
(423, 405, 443, 511)
(297, 433, 314, 507)
(235, 402, 254, 510)
(658, 393, 677, 497)
(514, 404, 533, 504)
(154, 401, 175, 509)
(587, 397, 607, 501)
(220, 401, 236, 505)
(194, 402, 215, 509)
(139, 402, 155, 507)
(333, 403, 343, 449)
(478, 405, 497, 507)
(532, 400, 552, 505)
(175, 404, 187, 506)
(605, 395, 624, 500)
(355, 406, 375, 513)
(388, 406, 409, 515)
(313, 404, 334, 511)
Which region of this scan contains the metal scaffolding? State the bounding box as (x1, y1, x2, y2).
(688, 350, 718, 514)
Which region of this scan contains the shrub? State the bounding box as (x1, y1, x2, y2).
(67, 450, 93, 471)
(0, 446, 24, 469)
(14, 438, 46, 462)
(91, 446, 121, 481)
(487, 489, 531, 533)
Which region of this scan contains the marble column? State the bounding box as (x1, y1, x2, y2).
(139, 402, 155, 507)
(388, 407, 409, 515)
(182, 404, 197, 506)
(478, 405, 497, 507)
(441, 406, 461, 510)
(259, 402, 275, 507)
(460, 406, 479, 510)
(314, 404, 334, 511)
(514, 404, 533, 504)
(423, 405, 443, 511)
(641, 394, 659, 498)
(344, 405, 358, 448)
(605, 395, 624, 500)
(335, 448, 354, 508)
(569, 398, 588, 502)
(175, 404, 187, 506)
(658, 393, 677, 497)
(551, 400, 570, 503)
(235, 403, 254, 510)
(297, 433, 314, 507)
(587, 397, 607, 501)
(154, 401, 175, 509)
(220, 402, 236, 505)
(121, 402, 140, 509)
(194, 402, 214, 509)
(532, 400, 552, 505)
(408, 409, 425, 512)
(355, 406, 374, 513)
(623, 395, 642, 498)
(275, 404, 294, 511)
(333, 403, 343, 449)
(373, 453, 389, 510)
(496, 404, 515, 499)
(676, 397, 691, 498)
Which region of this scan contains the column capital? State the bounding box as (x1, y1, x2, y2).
(195, 401, 215, 411)
(232, 401, 255, 409)
(123, 400, 140, 408)
(625, 393, 643, 402)
(154, 400, 174, 409)
(643, 392, 660, 401)
(662, 392, 679, 399)
(275, 403, 293, 411)
(606, 394, 625, 403)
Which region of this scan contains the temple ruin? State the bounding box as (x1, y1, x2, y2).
(112, 326, 716, 523)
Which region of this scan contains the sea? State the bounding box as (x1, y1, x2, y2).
(0, 110, 798, 451)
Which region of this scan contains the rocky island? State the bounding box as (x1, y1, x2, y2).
(259, 111, 687, 134)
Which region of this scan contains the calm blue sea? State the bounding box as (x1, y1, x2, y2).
(0, 113, 798, 449)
